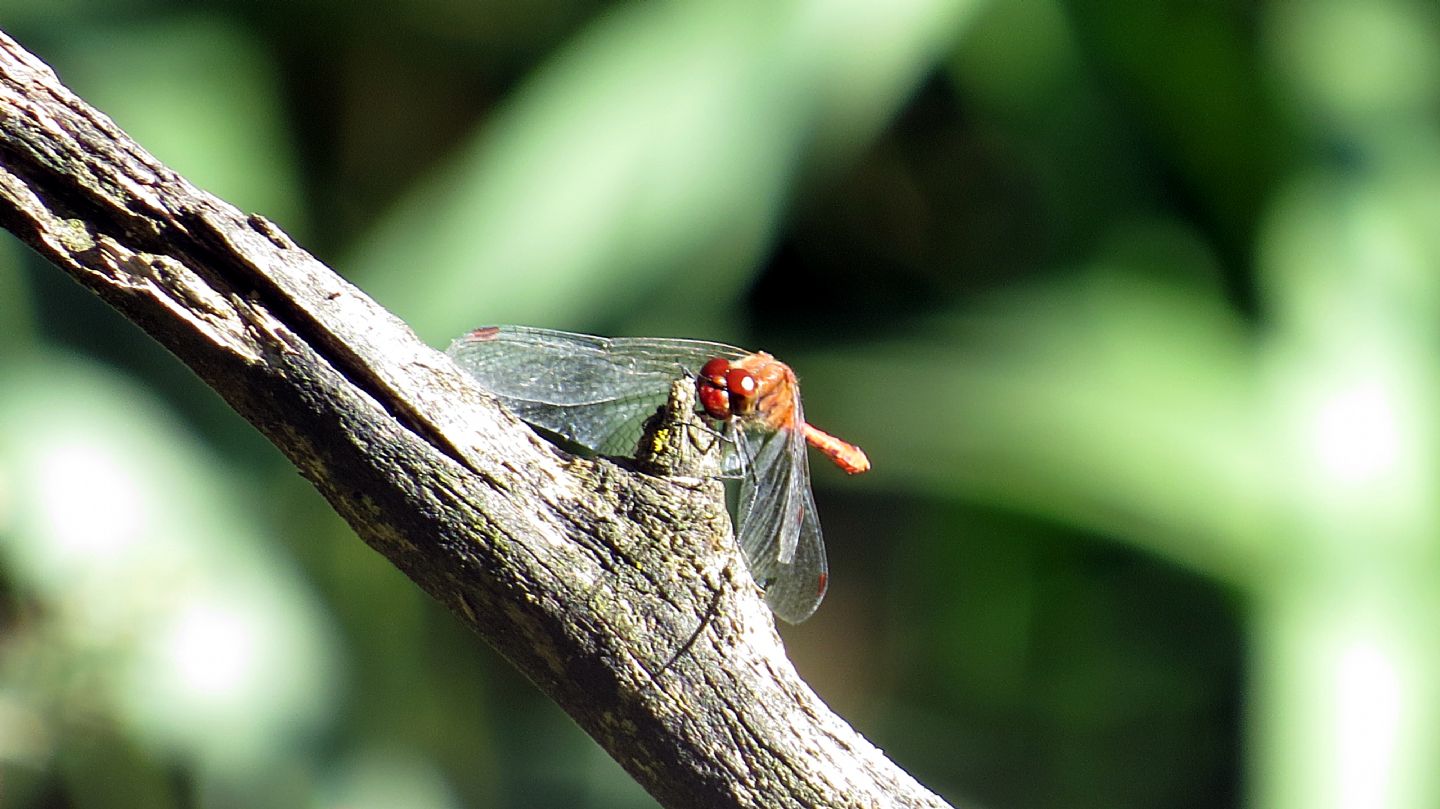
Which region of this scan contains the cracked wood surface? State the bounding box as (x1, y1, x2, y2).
(0, 30, 953, 809)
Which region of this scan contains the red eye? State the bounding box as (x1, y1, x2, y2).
(725, 367, 758, 415)
(697, 357, 734, 419)
(699, 357, 729, 383)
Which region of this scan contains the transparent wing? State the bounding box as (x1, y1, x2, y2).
(755, 483, 828, 624)
(447, 325, 746, 457)
(734, 416, 828, 623)
(449, 325, 828, 622)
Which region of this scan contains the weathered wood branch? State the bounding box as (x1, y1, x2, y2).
(0, 30, 952, 809)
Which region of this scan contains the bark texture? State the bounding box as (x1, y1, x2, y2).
(0, 30, 953, 809)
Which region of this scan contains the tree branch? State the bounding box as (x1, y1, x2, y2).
(0, 30, 952, 809)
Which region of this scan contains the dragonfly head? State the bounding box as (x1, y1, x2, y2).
(697, 357, 758, 420)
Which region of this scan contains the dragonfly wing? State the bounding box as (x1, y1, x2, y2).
(502, 397, 673, 457)
(734, 422, 826, 622)
(757, 483, 827, 624)
(734, 425, 797, 568)
(447, 325, 830, 621)
(447, 325, 745, 456)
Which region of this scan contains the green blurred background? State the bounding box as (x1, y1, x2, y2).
(3, 1, 1440, 807)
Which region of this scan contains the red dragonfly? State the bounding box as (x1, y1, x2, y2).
(447, 325, 869, 623)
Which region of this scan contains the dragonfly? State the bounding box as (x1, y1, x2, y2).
(446, 325, 870, 623)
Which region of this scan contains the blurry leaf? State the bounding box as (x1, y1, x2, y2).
(1067, 0, 1283, 246)
(1265, 0, 1440, 141)
(321, 748, 461, 809)
(801, 222, 1273, 581)
(350, 0, 982, 343)
(0, 353, 338, 780)
(0, 238, 37, 357)
(2, 0, 160, 29)
(57, 731, 181, 809)
(1257, 155, 1440, 552)
(1259, 153, 1440, 342)
(48, 16, 307, 233)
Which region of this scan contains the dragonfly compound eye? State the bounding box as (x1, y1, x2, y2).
(697, 357, 734, 419)
(725, 367, 758, 416)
